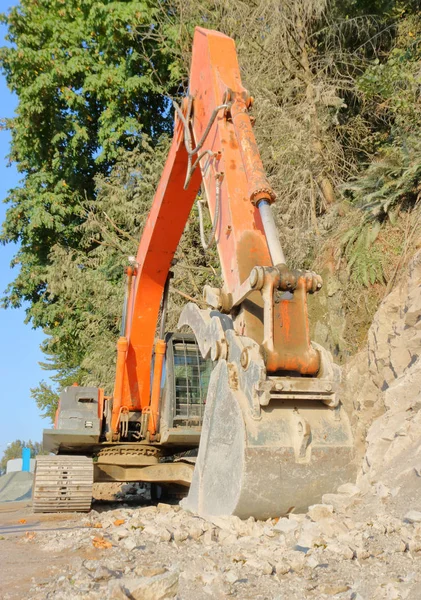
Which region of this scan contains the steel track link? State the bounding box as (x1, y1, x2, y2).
(33, 455, 93, 513)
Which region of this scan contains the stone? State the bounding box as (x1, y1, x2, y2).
(134, 568, 167, 578)
(263, 525, 276, 537)
(224, 570, 239, 584)
(326, 542, 355, 560)
(337, 483, 361, 496)
(244, 559, 273, 575)
(92, 566, 115, 581)
(124, 570, 179, 600)
(324, 492, 362, 513)
(306, 554, 322, 569)
(404, 511, 421, 524)
(318, 583, 351, 595)
(273, 518, 299, 534)
(121, 538, 138, 552)
(188, 525, 205, 540)
(288, 552, 306, 573)
(219, 533, 238, 546)
(202, 528, 217, 545)
(275, 561, 290, 576)
(173, 529, 189, 543)
(308, 504, 334, 521)
(107, 581, 129, 600)
(157, 503, 174, 514)
(115, 529, 130, 540)
(375, 482, 391, 499)
(408, 539, 421, 553)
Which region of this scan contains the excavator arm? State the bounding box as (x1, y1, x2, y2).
(113, 27, 321, 433)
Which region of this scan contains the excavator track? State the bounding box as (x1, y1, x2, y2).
(33, 455, 93, 513)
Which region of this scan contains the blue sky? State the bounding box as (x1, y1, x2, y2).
(0, 1, 50, 455)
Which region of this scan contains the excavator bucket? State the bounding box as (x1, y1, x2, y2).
(179, 305, 356, 519)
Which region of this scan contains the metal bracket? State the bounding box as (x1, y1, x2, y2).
(178, 303, 233, 360)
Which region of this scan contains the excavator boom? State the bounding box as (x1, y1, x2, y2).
(112, 27, 322, 435)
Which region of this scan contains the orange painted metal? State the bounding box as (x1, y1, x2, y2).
(112, 336, 129, 433)
(53, 407, 60, 429)
(115, 112, 202, 418)
(229, 91, 275, 205)
(148, 339, 166, 435)
(268, 279, 320, 375)
(111, 27, 320, 434)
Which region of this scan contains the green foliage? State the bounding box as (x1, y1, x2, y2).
(31, 381, 60, 423)
(344, 140, 421, 218)
(0, 439, 46, 474)
(341, 219, 385, 286)
(31, 138, 220, 419)
(340, 10, 421, 283)
(0, 0, 178, 325)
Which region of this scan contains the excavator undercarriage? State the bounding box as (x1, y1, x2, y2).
(34, 26, 356, 517)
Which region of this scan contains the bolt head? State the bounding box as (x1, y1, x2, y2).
(240, 348, 249, 369)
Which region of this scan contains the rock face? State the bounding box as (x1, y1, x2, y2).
(342, 251, 421, 473)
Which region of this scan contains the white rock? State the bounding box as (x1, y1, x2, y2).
(122, 538, 138, 552)
(173, 528, 188, 543)
(108, 581, 129, 599)
(322, 493, 360, 513)
(202, 528, 217, 545)
(336, 483, 361, 496)
(306, 554, 322, 569)
(275, 561, 290, 576)
(263, 525, 276, 537)
(308, 504, 334, 521)
(245, 559, 273, 575)
(274, 518, 299, 534)
(375, 482, 391, 498)
(404, 511, 421, 524)
(296, 521, 321, 548)
(224, 570, 239, 584)
(219, 533, 238, 546)
(157, 503, 174, 513)
(124, 570, 179, 600)
(92, 566, 115, 581)
(326, 542, 355, 560)
(288, 552, 306, 573)
(188, 525, 204, 540)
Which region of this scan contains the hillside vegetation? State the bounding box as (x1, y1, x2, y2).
(1, 0, 420, 419)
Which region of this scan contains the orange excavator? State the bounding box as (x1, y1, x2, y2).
(33, 27, 355, 518)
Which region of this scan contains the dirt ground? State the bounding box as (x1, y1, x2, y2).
(0, 501, 97, 600)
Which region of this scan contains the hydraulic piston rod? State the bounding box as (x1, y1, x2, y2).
(258, 200, 286, 266)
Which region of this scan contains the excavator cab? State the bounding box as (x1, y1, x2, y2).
(159, 333, 212, 444)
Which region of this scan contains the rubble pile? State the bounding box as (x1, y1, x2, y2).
(29, 494, 421, 599)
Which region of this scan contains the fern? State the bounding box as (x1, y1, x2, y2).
(344, 139, 421, 219)
(341, 221, 385, 287)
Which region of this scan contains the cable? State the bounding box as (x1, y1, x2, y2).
(172, 98, 228, 189)
(172, 96, 226, 251)
(197, 177, 222, 250)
